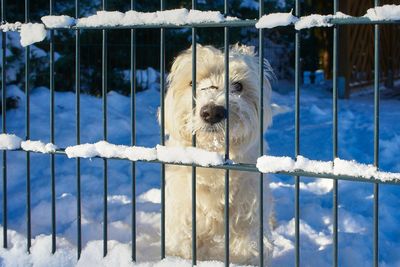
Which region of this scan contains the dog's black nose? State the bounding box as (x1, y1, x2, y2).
(200, 104, 227, 124)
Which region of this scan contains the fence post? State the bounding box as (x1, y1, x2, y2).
(130, 0, 137, 262)
(373, 1, 380, 267)
(75, 0, 82, 260)
(24, 0, 31, 254)
(102, 0, 108, 257)
(294, 0, 301, 266)
(258, 0, 264, 266)
(1, 0, 7, 250)
(332, 0, 339, 266)
(191, 0, 197, 266)
(160, 0, 166, 259)
(49, 0, 57, 254)
(223, 0, 230, 266)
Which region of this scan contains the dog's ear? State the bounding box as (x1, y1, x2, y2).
(263, 58, 276, 84)
(188, 43, 203, 51)
(262, 58, 274, 131)
(170, 49, 191, 78)
(170, 44, 204, 76)
(157, 106, 171, 137)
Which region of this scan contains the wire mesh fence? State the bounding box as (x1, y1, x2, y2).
(1, 0, 399, 267)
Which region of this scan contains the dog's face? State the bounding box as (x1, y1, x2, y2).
(164, 44, 272, 154)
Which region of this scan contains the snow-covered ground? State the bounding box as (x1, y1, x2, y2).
(0, 81, 400, 266)
(268, 86, 400, 267)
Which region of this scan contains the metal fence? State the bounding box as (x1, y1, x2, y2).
(1, 0, 400, 266)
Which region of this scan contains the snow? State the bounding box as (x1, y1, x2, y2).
(0, 133, 22, 150)
(365, 4, 400, 21)
(256, 155, 294, 172)
(107, 195, 131, 205)
(294, 156, 332, 174)
(186, 10, 224, 24)
(0, 22, 22, 32)
(135, 68, 159, 91)
(123, 146, 158, 162)
(122, 11, 157, 25)
(21, 140, 57, 153)
(333, 158, 376, 179)
(1, 3, 399, 46)
(255, 11, 351, 30)
(64, 143, 98, 158)
(138, 189, 161, 204)
(0, 133, 222, 166)
(0, 227, 236, 267)
(94, 141, 154, 161)
(333, 158, 400, 181)
(65, 141, 157, 161)
(295, 14, 333, 30)
(20, 23, 47, 47)
(255, 11, 298, 29)
(78, 9, 227, 27)
(155, 9, 189, 25)
(225, 16, 240, 21)
(1, 72, 400, 265)
(257, 155, 400, 182)
(294, 12, 350, 30)
(41, 15, 76, 28)
(156, 145, 224, 166)
(4, 5, 392, 40)
(64, 141, 223, 165)
(76, 11, 125, 27)
(16, 134, 399, 179)
(299, 179, 333, 195)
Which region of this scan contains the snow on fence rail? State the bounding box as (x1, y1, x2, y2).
(1, 5, 400, 47)
(257, 155, 400, 183)
(1, 133, 400, 183)
(0, 134, 224, 167)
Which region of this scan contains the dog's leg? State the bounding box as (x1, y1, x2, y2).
(165, 165, 193, 259)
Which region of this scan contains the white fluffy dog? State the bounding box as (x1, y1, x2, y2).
(164, 44, 273, 265)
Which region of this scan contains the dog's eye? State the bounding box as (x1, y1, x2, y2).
(232, 82, 243, 93)
(200, 85, 218, 91)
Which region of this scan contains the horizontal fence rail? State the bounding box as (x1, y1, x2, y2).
(1, 0, 6, 251)
(0, 147, 395, 186)
(0, 1, 399, 266)
(32, 17, 400, 31)
(1, 16, 400, 32)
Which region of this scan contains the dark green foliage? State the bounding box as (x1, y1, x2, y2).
(299, 1, 333, 73)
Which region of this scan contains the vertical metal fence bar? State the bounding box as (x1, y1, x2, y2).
(294, 0, 300, 266)
(224, 0, 230, 266)
(160, 0, 166, 259)
(130, 0, 137, 262)
(373, 1, 380, 267)
(191, 0, 197, 265)
(102, 0, 108, 257)
(1, 0, 7, 249)
(258, 0, 264, 266)
(332, 0, 339, 266)
(25, 0, 31, 254)
(75, 0, 82, 259)
(49, 0, 56, 254)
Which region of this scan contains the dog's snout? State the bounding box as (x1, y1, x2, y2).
(200, 104, 227, 124)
